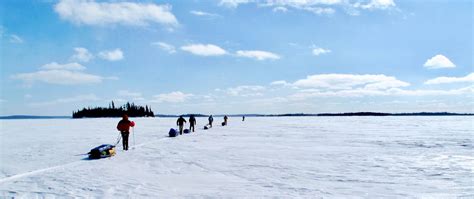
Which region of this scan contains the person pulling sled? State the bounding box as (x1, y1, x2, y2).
(117, 114, 135, 150)
(222, 115, 228, 126)
(189, 115, 197, 132)
(176, 116, 187, 135)
(208, 115, 214, 127)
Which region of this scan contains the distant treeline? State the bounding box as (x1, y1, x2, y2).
(155, 114, 209, 118)
(0, 115, 70, 119)
(317, 112, 473, 116)
(154, 112, 473, 117)
(72, 101, 154, 118)
(263, 112, 473, 117)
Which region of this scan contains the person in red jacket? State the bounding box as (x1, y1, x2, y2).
(117, 114, 135, 150)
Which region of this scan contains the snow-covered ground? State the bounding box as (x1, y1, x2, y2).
(0, 116, 472, 198)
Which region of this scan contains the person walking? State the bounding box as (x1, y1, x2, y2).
(208, 115, 214, 127)
(242, 116, 245, 121)
(116, 114, 135, 151)
(224, 115, 228, 126)
(189, 115, 197, 132)
(176, 116, 187, 135)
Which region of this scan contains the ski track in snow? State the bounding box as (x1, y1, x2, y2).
(0, 117, 473, 198)
(0, 136, 171, 185)
(0, 161, 82, 184)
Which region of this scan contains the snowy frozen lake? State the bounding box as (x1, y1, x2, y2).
(0, 116, 473, 198)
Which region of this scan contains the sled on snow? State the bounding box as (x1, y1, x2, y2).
(183, 129, 190, 134)
(88, 144, 116, 159)
(169, 128, 179, 137)
(204, 124, 211, 130)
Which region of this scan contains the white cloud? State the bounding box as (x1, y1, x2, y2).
(181, 44, 227, 56)
(152, 91, 193, 103)
(29, 94, 100, 107)
(12, 61, 116, 86)
(262, 0, 342, 7)
(289, 88, 385, 99)
(1, 27, 25, 44)
(235, 50, 280, 60)
(220, 0, 395, 15)
(151, 42, 176, 54)
(288, 85, 473, 100)
(301, 6, 335, 15)
(226, 85, 265, 97)
(357, 0, 396, 10)
(54, 0, 178, 27)
(41, 62, 86, 71)
(11, 70, 105, 85)
(273, 6, 288, 12)
(278, 73, 472, 100)
(424, 73, 474, 85)
(387, 86, 474, 96)
(190, 10, 219, 17)
(292, 74, 410, 90)
(245, 97, 289, 105)
(363, 79, 410, 90)
(9, 34, 24, 43)
(219, 0, 252, 8)
(270, 80, 290, 86)
(423, 54, 456, 69)
(260, 0, 338, 15)
(98, 49, 124, 61)
(312, 47, 331, 56)
(71, 47, 93, 62)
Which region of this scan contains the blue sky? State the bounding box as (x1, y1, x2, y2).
(0, 0, 472, 115)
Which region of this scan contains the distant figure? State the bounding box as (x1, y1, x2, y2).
(208, 115, 214, 127)
(224, 115, 228, 125)
(116, 114, 135, 151)
(176, 116, 187, 135)
(189, 115, 197, 132)
(242, 116, 245, 121)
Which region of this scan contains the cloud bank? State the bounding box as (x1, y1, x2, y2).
(54, 0, 178, 26)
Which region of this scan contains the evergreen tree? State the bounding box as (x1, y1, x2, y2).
(72, 101, 155, 118)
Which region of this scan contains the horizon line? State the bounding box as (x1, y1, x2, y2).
(1, 111, 473, 118)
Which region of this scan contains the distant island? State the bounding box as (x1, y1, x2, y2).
(72, 101, 154, 118)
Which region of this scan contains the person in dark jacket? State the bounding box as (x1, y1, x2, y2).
(224, 115, 228, 125)
(208, 115, 214, 127)
(176, 116, 187, 135)
(242, 116, 245, 121)
(117, 114, 135, 150)
(189, 115, 197, 132)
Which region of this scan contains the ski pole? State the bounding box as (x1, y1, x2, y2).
(132, 127, 136, 149)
